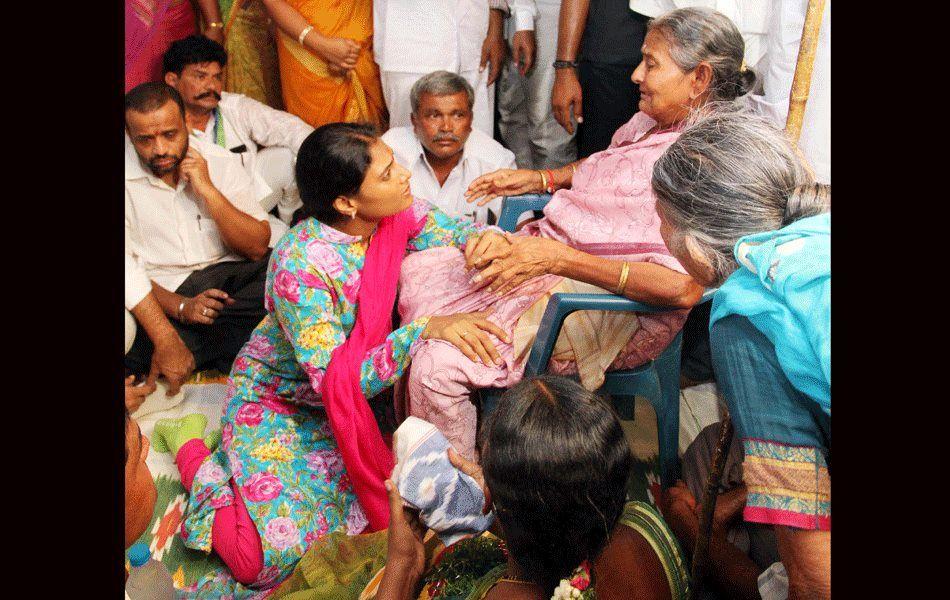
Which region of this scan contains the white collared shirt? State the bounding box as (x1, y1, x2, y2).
(193, 91, 314, 199)
(373, 0, 537, 74)
(125, 136, 269, 308)
(381, 126, 517, 223)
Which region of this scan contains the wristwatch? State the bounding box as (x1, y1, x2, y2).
(553, 60, 579, 70)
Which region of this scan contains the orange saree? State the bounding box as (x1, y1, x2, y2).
(276, 0, 387, 129)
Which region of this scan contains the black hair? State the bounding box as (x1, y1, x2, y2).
(480, 376, 632, 595)
(295, 122, 379, 224)
(125, 81, 186, 120)
(162, 34, 228, 75)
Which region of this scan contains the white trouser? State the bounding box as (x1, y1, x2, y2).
(497, 0, 576, 169)
(380, 69, 495, 136)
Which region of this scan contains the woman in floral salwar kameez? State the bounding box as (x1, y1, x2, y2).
(153, 122, 509, 598)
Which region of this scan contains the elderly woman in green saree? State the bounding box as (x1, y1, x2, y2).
(272, 376, 691, 600)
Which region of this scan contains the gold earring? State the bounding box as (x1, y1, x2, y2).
(349, 211, 357, 220)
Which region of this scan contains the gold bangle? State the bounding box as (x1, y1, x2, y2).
(615, 262, 630, 295)
(570, 163, 577, 177)
(207, 21, 224, 28)
(537, 170, 548, 193)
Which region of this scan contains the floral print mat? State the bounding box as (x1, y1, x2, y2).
(128, 378, 661, 596)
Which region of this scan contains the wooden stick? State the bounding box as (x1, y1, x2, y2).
(688, 416, 734, 600)
(785, 0, 827, 142)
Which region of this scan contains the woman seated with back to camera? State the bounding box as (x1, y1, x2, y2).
(273, 376, 691, 599)
(651, 110, 830, 599)
(398, 7, 755, 460)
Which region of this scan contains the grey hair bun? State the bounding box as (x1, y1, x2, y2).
(722, 68, 757, 100)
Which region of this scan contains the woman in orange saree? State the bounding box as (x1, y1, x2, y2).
(261, 0, 388, 130)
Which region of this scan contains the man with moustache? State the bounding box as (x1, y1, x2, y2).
(162, 35, 313, 230)
(125, 82, 271, 377)
(381, 71, 517, 224)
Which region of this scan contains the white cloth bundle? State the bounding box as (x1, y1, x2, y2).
(391, 417, 494, 546)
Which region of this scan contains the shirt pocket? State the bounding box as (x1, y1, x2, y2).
(195, 214, 228, 259)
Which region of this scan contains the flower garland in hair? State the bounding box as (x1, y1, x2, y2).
(551, 561, 594, 600)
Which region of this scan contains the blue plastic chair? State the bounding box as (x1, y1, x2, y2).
(494, 193, 550, 232)
(478, 194, 715, 488)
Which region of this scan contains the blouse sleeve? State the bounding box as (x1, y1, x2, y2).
(406, 198, 498, 252)
(270, 252, 430, 399)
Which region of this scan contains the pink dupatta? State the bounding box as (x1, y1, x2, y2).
(320, 207, 417, 532)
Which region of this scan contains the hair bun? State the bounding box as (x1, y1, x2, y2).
(784, 183, 830, 226)
(736, 69, 756, 97)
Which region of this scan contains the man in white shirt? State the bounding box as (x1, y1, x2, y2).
(162, 35, 314, 230)
(381, 71, 517, 224)
(125, 82, 271, 376)
(373, 0, 537, 136)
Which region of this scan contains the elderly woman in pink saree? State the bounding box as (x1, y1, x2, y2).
(125, 0, 224, 92)
(399, 7, 757, 459)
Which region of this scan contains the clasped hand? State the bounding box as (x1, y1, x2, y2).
(465, 231, 565, 296)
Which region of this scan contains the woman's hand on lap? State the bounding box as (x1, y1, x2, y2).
(473, 236, 566, 295)
(421, 311, 511, 366)
(464, 169, 543, 207)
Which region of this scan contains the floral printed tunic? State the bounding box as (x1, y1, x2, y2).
(180, 199, 484, 597)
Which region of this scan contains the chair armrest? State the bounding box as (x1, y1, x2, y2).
(524, 292, 684, 376)
(497, 194, 552, 232)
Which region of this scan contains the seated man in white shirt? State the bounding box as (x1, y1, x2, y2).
(125, 82, 271, 376)
(381, 70, 517, 223)
(162, 35, 314, 230)
(374, 0, 537, 136)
